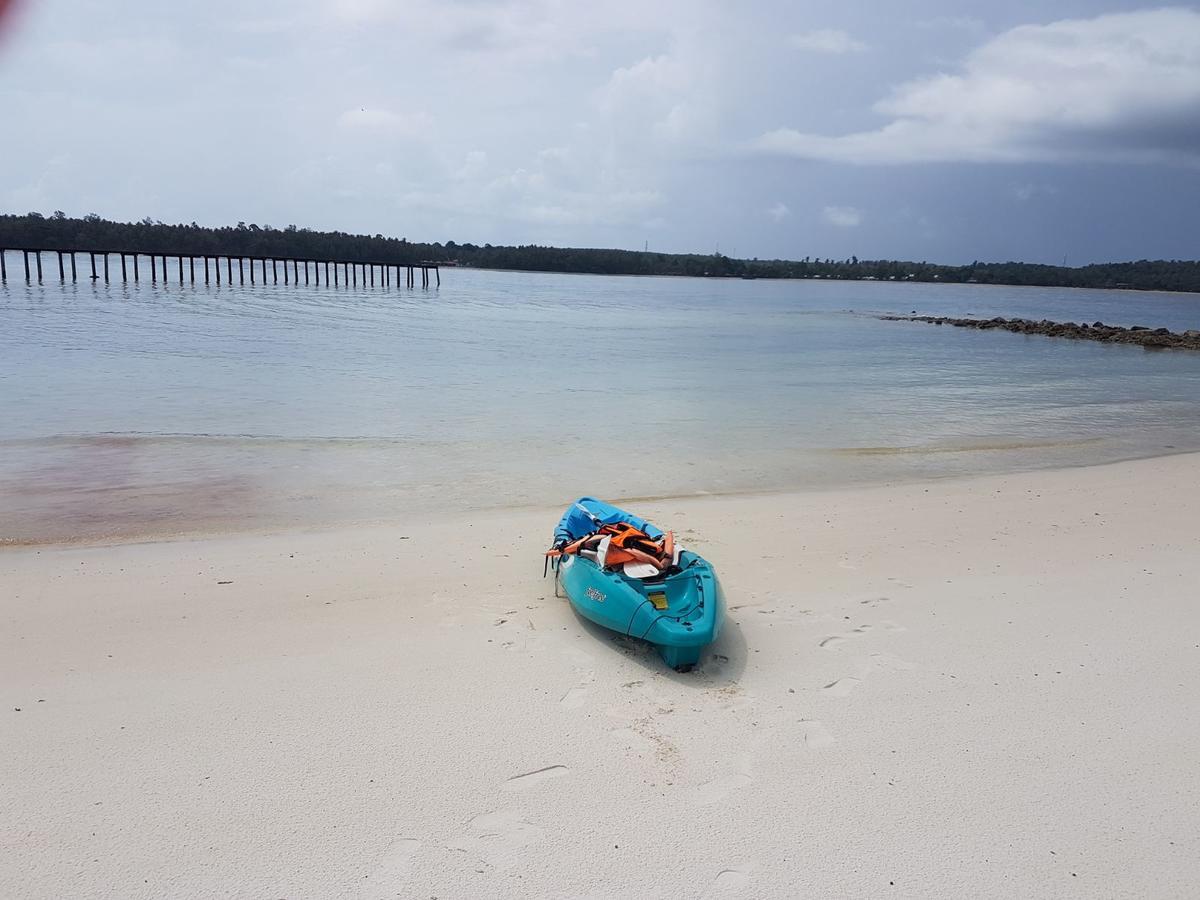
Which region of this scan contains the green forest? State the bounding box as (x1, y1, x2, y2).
(3, 211, 1199, 292)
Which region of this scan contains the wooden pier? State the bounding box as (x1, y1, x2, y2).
(0, 247, 440, 289)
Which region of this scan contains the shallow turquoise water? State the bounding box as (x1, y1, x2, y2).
(3, 258, 1200, 542)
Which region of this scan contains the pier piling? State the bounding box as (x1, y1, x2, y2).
(4, 246, 440, 292)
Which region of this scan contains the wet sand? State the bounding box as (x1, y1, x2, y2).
(2, 454, 1199, 898)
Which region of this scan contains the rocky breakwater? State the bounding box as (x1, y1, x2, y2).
(880, 315, 1200, 350)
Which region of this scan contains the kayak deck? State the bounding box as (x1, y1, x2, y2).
(550, 499, 724, 670)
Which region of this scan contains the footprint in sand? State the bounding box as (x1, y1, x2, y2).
(501, 765, 569, 792)
(694, 772, 754, 807)
(821, 619, 883, 650)
(462, 809, 543, 870)
(821, 676, 862, 697)
(702, 653, 737, 679)
(359, 837, 421, 894)
(820, 627, 867, 649)
(798, 720, 837, 749)
(705, 865, 756, 896)
(869, 651, 916, 671)
(692, 717, 777, 807)
(562, 646, 596, 668)
(609, 727, 656, 753)
(559, 671, 595, 709)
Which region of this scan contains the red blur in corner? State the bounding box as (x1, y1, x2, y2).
(0, 0, 22, 44)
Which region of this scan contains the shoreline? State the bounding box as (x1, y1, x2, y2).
(458, 264, 1200, 295)
(6, 446, 1200, 552)
(4, 453, 1199, 896)
(8, 215, 1200, 294)
(9, 259, 1200, 295)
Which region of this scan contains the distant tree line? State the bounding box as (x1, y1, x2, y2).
(3, 211, 1199, 293)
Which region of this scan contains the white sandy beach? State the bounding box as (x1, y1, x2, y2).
(2, 454, 1199, 899)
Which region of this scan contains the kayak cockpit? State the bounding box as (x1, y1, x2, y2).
(548, 499, 725, 671)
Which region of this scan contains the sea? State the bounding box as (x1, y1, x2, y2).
(3, 255, 1200, 544)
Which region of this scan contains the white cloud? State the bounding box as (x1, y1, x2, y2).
(788, 29, 866, 54)
(593, 46, 724, 154)
(454, 150, 489, 180)
(337, 108, 433, 136)
(915, 16, 985, 33)
(317, 0, 648, 64)
(767, 201, 790, 222)
(1013, 183, 1059, 202)
(597, 54, 687, 117)
(517, 190, 663, 226)
(477, 147, 664, 228)
(823, 205, 861, 227)
(757, 8, 1200, 165)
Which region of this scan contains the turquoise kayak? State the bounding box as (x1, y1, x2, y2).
(548, 497, 725, 670)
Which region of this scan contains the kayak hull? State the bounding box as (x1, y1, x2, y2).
(553, 500, 725, 670)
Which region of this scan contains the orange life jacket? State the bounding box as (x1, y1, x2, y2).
(546, 522, 676, 573)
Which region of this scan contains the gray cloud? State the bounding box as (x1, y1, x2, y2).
(822, 206, 862, 228)
(757, 8, 1200, 166)
(767, 201, 791, 222)
(1, 1, 1198, 264)
(788, 29, 866, 54)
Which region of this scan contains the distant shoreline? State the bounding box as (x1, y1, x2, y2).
(458, 264, 1200, 296)
(4, 212, 1200, 293)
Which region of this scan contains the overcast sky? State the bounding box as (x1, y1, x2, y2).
(2, 0, 1198, 264)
